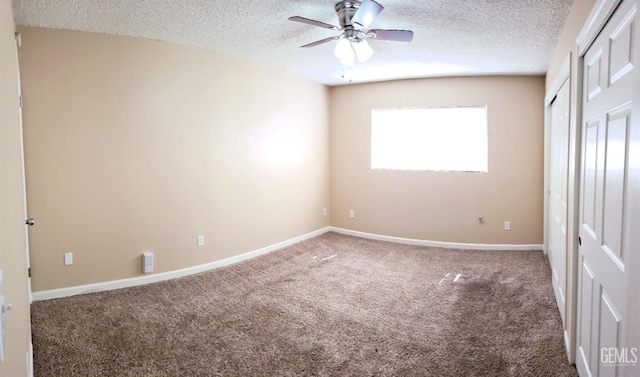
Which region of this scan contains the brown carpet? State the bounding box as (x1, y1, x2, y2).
(31, 232, 577, 376)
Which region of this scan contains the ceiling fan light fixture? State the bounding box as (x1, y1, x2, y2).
(334, 38, 355, 65)
(290, 0, 413, 67)
(353, 39, 373, 63)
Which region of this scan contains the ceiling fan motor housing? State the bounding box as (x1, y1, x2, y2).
(335, 1, 362, 29)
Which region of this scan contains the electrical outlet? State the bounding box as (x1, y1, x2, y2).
(504, 221, 511, 231)
(64, 252, 73, 266)
(197, 235, 204, 247)
(349, 210, 355, 218)
(322, 208, 327, 216)
(142, 252, 153, 273)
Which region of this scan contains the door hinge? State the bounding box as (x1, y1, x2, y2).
(28, 267, 31, 278)
(19, 95, 23, 108)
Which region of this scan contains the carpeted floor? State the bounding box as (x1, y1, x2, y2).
(31, 232, 578, 376)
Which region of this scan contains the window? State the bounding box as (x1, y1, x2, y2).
(371, 106, 488, 172)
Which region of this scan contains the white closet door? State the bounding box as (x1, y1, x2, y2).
(549, 78, 570, 326)
(577, 1, 637, 376)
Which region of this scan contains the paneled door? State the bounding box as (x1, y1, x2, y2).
(15, 33, 32, 303)
(577, 0, 637, 376)
(549, 77, 570, 326)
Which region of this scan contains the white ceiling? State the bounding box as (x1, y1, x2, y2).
(12, 0, 573, 86)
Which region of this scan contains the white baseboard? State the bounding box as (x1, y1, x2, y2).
(32, 227, 331, 301)
(564, 330, 573, 363)
(32, 226, 543, 301)
(27, 342, 34, 377)
(329, 227, 544, 251)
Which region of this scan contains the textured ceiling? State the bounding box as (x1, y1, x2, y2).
(12, 0, 573, 86)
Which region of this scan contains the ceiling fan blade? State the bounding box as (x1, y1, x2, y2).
(351, 0, 383, 29)
(368, 29, 414, 42)
(301, 36, 340, 48)
(288, 16, 338, 30)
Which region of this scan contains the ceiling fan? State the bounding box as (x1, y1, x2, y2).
(289, 0, 414, 66)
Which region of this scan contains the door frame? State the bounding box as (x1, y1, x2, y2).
(544, 54, 573, 361)
(567, 0, 624, 366)
(572, 0, 640, 374)
(552, 0, 630, 365)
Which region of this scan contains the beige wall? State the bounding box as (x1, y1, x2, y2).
(0, 2, 31, 376)
(330, 76, 545, 244)
(546, 0, 596, 90)
(18, 27, 330, 291)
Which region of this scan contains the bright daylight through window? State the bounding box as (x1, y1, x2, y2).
(371, 106, 488, 172)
